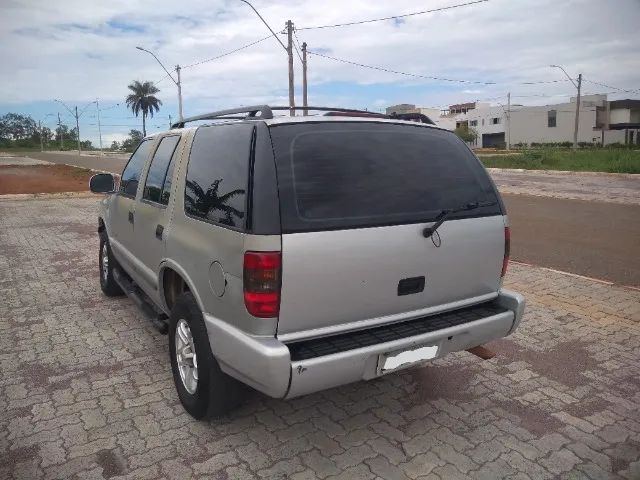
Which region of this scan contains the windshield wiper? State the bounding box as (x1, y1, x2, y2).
(422, 200, 497, 239)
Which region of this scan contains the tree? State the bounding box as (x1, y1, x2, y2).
(120, 129, 144, 152)
(0, 113, 38, 140)
(125, 80, 162, 136)
(110, 140, 120, 151)
(454, 125, 478, 144)
(55, 124, 70, 142)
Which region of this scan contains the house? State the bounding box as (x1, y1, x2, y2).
(388, 96, 640, 148)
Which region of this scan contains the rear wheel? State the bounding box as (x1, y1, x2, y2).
(169, 292, 244, 419)
(99, 236, 124, 297)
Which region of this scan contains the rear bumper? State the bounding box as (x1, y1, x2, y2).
(203, 289, 525, 399)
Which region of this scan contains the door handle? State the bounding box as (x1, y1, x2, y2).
(155, 224, 164, 240)
(128, 211, 134, 224)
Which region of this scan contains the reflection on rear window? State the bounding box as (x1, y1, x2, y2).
(270, 122, 500, 232)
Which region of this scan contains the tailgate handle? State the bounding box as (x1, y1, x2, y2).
(398, 276, 425, 296)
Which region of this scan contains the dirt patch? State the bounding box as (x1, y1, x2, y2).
(0, 164, 93, 194)
(407, 365, 477, 402)
(1, 445, 40, 469)
(487, 338, 599, 387)
(96, 449, 127, 478)
(494, 399, 564, 435)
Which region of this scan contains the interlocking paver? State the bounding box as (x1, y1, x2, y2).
(1, 196, 639, 479)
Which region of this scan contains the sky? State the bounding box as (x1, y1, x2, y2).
(1, 0, 639, 146)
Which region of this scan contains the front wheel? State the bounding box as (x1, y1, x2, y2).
(99, 236, 124, 297)
(169, 292, 244, 419)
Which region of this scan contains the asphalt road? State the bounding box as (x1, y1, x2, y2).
(21, 152, 640, 287)
(504, 194, 639, 287)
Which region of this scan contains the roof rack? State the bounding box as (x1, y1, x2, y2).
(171, 105, 435, 128)
(171, 105, 272, 128)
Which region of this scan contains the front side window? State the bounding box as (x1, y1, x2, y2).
(143, 135, 181, 204)
(548, 110, 557, 128)
(120, 139, 153, 197)
(270, 122, 501, 233)
(184, 123, 254, 228)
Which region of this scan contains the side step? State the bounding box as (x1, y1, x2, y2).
(113, 267, 169, 334)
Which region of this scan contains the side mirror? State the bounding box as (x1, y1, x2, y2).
(89, 173, 115, 193)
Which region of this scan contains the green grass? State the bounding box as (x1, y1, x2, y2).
(480, 148, 640, 174)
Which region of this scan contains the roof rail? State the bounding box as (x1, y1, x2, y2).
(170, 105, 436, 129)
(171, 105, 273, 128)
(389, 112, 436, 125)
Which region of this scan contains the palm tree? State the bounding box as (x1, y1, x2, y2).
(125, 80, 162, 136)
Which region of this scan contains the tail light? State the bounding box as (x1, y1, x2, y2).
(501, 226, 510, 277)
(243, 252, 281, 318)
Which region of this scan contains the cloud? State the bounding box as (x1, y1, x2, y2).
(1, 0, 639, 146)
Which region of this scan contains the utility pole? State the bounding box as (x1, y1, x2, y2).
(95, 99, 103, 155)
(506, 92, 511, 150)
(286, 20, 295, 116)
(550, 65, 581, 149)
(74, 106, 81, 154)
(169, 114, 172, 129)
(176, 65, 183, 122)
(573, 73, 582, 150)
(302, 42, 308, 116)
(57, 113, 63, 150)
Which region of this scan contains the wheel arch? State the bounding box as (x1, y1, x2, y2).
(98, 217, 107, 240)
(158, 260, 204, 314)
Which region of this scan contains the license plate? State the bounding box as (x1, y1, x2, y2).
(379, 344, 439, 373)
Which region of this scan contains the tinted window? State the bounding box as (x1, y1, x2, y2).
(143, 135, 181, 204)
(184, 123, 254, 228)
(120, 140, 153, 197)
(270, 122, 501, 233)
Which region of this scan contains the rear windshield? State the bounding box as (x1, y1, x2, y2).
(269, 122, 501, 233)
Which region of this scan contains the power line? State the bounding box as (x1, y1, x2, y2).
(152, 73, 171, 86)
(292, 29, 304, 64)
(182, 34, 273, 69)
(308, 51, 497, 84)
(297, 0, 489, 30)
(583, 78, 640, 94)
(308, 51, 578, 86)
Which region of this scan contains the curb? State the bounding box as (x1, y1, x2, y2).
(511, 260, 640, 291)
(497, 190, 639, 206)
(486, 168, 639, 178)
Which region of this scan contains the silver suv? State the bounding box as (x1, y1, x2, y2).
(90, 106, 525, 419)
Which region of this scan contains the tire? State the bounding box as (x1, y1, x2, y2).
(169, 292, 244, 419)
(99, 236, 124, 297)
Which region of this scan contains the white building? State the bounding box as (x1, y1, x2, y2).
(388, 96, 640, 148)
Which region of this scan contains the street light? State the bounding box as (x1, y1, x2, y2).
(550, 64, 582, 149)
(136, 46, 183, 122)
(239, 0, 295, 116)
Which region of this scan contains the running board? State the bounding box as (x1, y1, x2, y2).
(113, 267, 169, 334)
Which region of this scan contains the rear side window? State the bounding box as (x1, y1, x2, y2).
(184, 123, 254, 229)
(143, 135, 181, 205)
(120, 139, 153, 197)
(270, 122, 501, 233)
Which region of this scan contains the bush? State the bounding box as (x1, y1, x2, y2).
(480, 148, 640, 173)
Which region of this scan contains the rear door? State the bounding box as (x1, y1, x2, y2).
(109, 139, 154, 275)
(131, 134, 183, 292)
(269, 122, 506, 339)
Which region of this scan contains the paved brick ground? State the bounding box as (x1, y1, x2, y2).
(1, 197, 639, 480)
